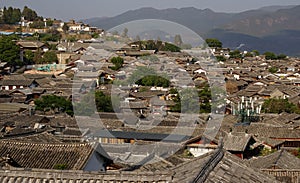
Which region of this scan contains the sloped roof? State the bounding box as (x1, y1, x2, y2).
(232, 124, 300, 139)
(0, 103, 28, 113)
(0, 141, 94, 170)
(249, 150, 300, 169)
(17, 41, 45, 48)
(224, 132, 253, 152)
(205, 152, 277, 183)
(120, 101, 148, 109)
(1, 132, 62, 144)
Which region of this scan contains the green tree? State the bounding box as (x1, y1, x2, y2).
(62, 23, 69, 33)
(110, 56, 124, 70)
(199, 85, 212, 113)
(136, 75, 170, 87)
(216, 56, 226, 62)
(46, 19, 53, 27)
(53, 164, 68, 170)
(162, 42, 181, 52)
(95, 91, 116, 112)
(244, 52, 253, 57)
(252, 50, 260, 56)
(23, 50, 34, 65)
(268, 67, 278, 74)
(35, 95, 73, 116)
(262, 98, 300, 114)
(171, 88, 200, 113)
(0, 35, 21, 66)
(67, 36, 76, 42)
(73, 92, 96, 116)
(127, 66, 157, 84)
(22, 6, 38, 21)
(29, 21, 45, 29)
(205, 38, 222, 48)
(229, 50, 242, 59)
(33, 49, 43, 64)
(277, 54, 287, 60)
(264, 52, 277, 60)
(10, 7, 21, 24)
(40, 30, 61, 42)
(0, 7, 21, 24)
(259, 148, 276, 156)
(42, 51, 58, 64)
(91, 33, 100, 38)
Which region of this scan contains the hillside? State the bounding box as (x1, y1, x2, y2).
(83, 5, 300, 56)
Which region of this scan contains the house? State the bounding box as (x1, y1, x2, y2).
(183, 135, 218, 157)
(256, 137, 285, 150)
(224, 132, 261, 159)
(9, 89, 32, 103)
(0, 62, 9, 74)
(258, 88, 285, 99)
(0, 75, 38, 91)
(249, 150, 300, 182)
(120, 100, 149, 120)
(0, 103, 29, 114)
(0, 141, 111, 172)
(57, 42, 89, 53)
(149, 96, 175, 115)
(0, 90, 12, 103)
(17, 41, 48, 52)
(91, 130, 191, 144)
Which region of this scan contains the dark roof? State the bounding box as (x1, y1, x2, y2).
(232, 124, 300, 139)
(17, 41, 45, 48)
(0, 145, 277, 182)
(204, 152, 277, 183)
(0, 141, 94, 170)
(63, 128, 83, 136)
(249, 150, 300, 169)
(130, 91, 166, 99)
(224, 132, 253, 152)
(0, 115, 50, 129)
(1, 132, 62, 143)
(0, 103, 28, 113)
(1, 79, 34, 86)
(49, 117, 78, 128)
(92, 130, 191, 143)
(120, 101, 148, 109)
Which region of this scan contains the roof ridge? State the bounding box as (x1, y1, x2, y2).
(0, 140, 90, 146)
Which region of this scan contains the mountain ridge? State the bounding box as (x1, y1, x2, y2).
(83, 5, 300, 56)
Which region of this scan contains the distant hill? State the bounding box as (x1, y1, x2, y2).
(86, 7, 237, 34)
(223, 5, 300, 36)
(83, 5, 300, 56)
(205, 29, 300, 56)
(258, 5, 296, 12)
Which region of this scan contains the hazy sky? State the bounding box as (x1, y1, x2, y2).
(1, 0, 300, 21)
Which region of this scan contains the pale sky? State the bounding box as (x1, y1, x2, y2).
(1, 0, 300, 21)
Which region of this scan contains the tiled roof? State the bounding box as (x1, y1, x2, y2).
(1, 132, 63, 144)
(1, 79, 34, 86)
(224, 132, 253, 152)
(248, 150, 300, 169)
(205, 152, 277, 183)
(0, 141, 94, 170)
(232, 124, 300, 139)
(17, 41, 45, 48)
